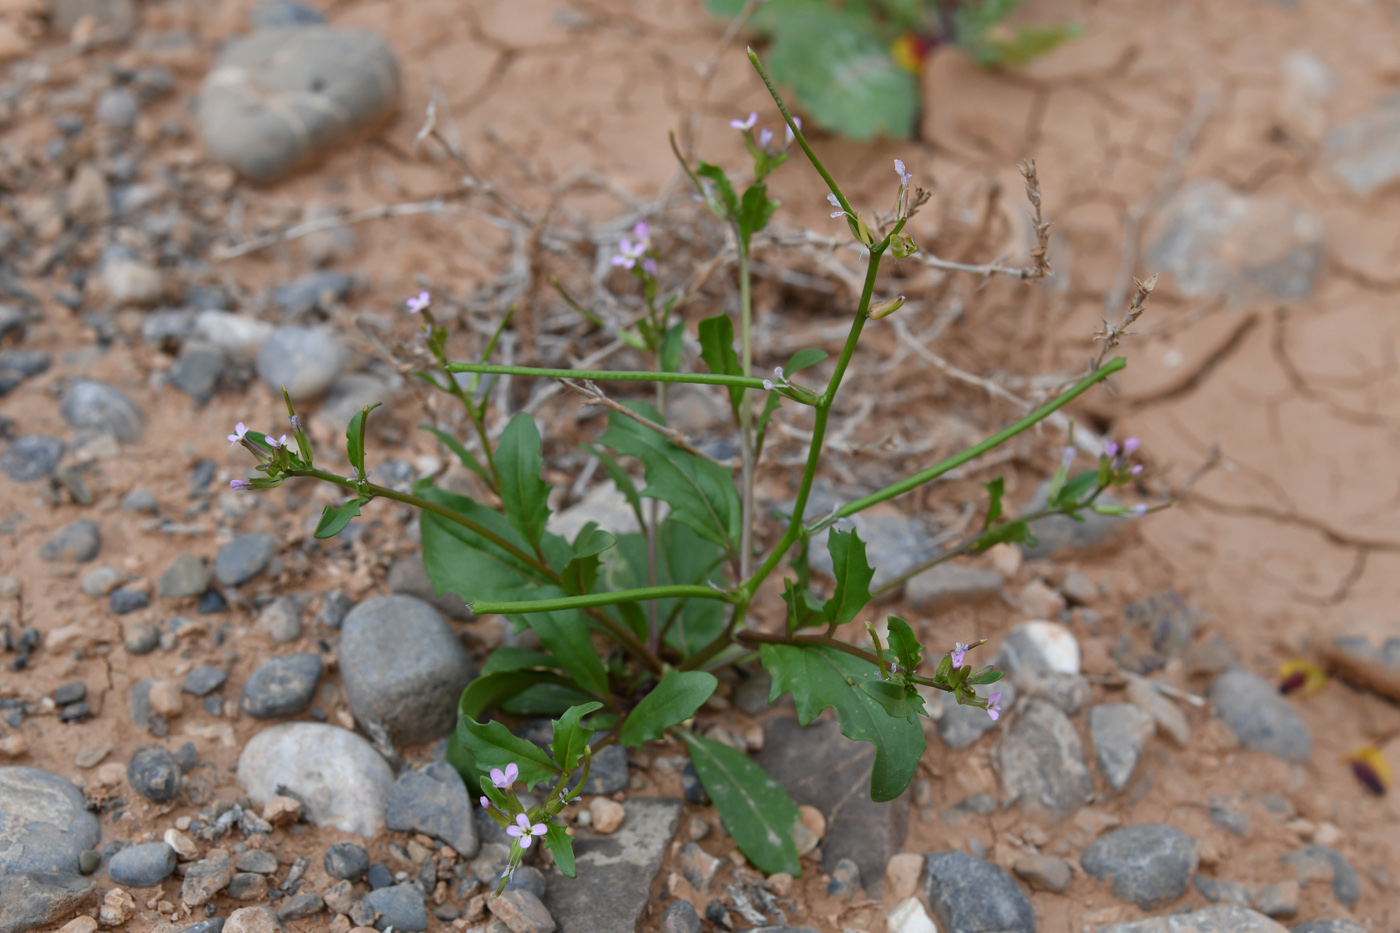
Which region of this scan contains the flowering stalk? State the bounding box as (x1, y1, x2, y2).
(479, 751, 593, 895)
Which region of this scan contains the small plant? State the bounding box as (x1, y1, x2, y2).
(704, 0, 1080, 140)
(229, 53, 1150, 886)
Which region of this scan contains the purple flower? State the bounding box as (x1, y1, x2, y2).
(349, 467, 370, 485)
(289, 414, 302, 432)
(227, 422, 248, 447)
(827, 193, 844, 218)
(894, 159, 912, 184)
(642, 257, 658, 276)
(759, 128, 774, 150)
(1124, 436, 1140, 454)
(1131, 464, 1144, 476)
(1061, 446, 1076, 467)
(762, 379, 775, 391)
(479, 796, 493, 810)
(612, 222, 652, 270)
(406, 291, 431, 314)
(1104, 439, 1119, 458)
(1130, 503, 1148, 517)
(230, 479, 251, 491)
(950, 642, 969, 668)
(265, 434, 289, 449)
(731, 111, 758, 131)
(489, 763, 518, 790)
(774, 366, 785, 381)
(785, 117, 800, 146)
(986, 691, 1004, 721)
(506, 812, 547, 848)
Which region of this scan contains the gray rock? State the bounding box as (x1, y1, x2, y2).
(936, 679, 1016, 750)
(121, 488, 159, 513)
(1081, 823, 1198, 908)
(904, 563, 1003, 610)
(95, 87, 139, 130)
(923, 851, 1035, 933)
(128, 747, 182, 803)
(193, 311, 273, 362)
(1145, 179, 1323, 302)
(489, 889, 555, 933)
(40, 519, 101, 563)
(256, 596, 304, 644)
(753, 717, 907, 895)
(198, 26, 401, 184)
(80, 567, 123, 598)
(317, 589, 354, 630)
(826, 857, 861, 899)
(1195, 875, 1254, 906)
(179, 921, 227, 933)
(226, 872, 267, 900)
(1280, 845, 1359, 907)
(577, 742, 628, 796)
(997, 620, 1081, 676)
(1324, 99, 1400, 195)
(100, 255, 164, 306)
(239, 653, 322, 718)
(1209, 668, 1312, 762)
(108, 842, 178, 887)
(1012, 668, 1091, 715)
(315, 372, 394, 430)
(0, 872, 95, 933)
(1090, 703, 1155, 791)
(1124, 591, 1200, 657)
(168, 343, 225, 407)
(385, 762, 477, 857)
(0, 350, 51, 378)
(49, 0, 136, 37)
(542, 798, 681, 933)
(273, 270, 352, 318)
(53, 682, 86, 705)
(214, 532, 277, 586)
(1098, 907, 1288, 932)
(60, 380, 143, 443)
(276, 892, 324, 922)
(996, 699, 1093, 820)
(237, 723, 394, 836)
(1291, 921, 1367, 933)
(183, 666, 227, 697)
(662, 900, 701, 933)
(1019, 479, 1128, 559)
(1255, 880, 1299, 918)
(504, 865, 547, 899)
(1013, 853, 1072, 892)
(0, 767, 102, 874)
(809, 512, 941, 591)
(362, 883, 427, 932)
(324, 842, 369, 880)
(181, 849, 234, 907)
(1, 435, 64, 483)
(387, 552, 472, 620)
(234, 850, 278, 874)
(125, 622, 161, 655)
(255, 326, 347, 400)
(250, 0, 326, 27)
(109, 587, 149, 614)
(340, 595, 476, 748)
(1209, 807, 1252, 838)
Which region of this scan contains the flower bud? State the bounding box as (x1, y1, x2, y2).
(869, 295, 907, 320)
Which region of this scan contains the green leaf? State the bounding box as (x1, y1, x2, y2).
(516, 609, 610, 699)
(761, 643, 926, 801)
(953, 0, 1026, 40)
(696, 162, 740, 221)
(600, 403, 741, 554)
(445, 730, 480, 792)
(315, 497, 364, 539)
(500, 682, 595, 716)
(983, 477, 1005, 529)
(782, 578, 825, 634)
(456, 717, 562, 790)
(480, 647, 560, 676)
(967, 23, 1081, 67)
(678, 731, 801, 876)
(604, 525, 727, 654)
(859, 679, 927, 724)
(766, 7, 920, 140)
(345, 403, 381, 479)
(822, 528, 875, 628)
(1051, 470, 1101, 509)
(619, 671, 718, 748)
(785, 348, 828, 376)
(550, 702, 604, 773)
(697, 314, 744, 419)
(972, 518, 1034, 551)
(561, 523, 615, 597)
(886, 616, 923, 674)
(661, 321, 686, 374)
(497, 413, 553, 550)
(969, 668, 1004, 685)
(544, 821, 576, 878)
(459, 671, 565, 719)
(738, 183, 779, 251)
(419, 425, 488, 481)
(581, 443, 646, 531)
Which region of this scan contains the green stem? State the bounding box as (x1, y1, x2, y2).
(738, 244, 755, 581)
(824, 358, 1127, 525)
(446, 362, 771, 391)
(747, 49, 854, 217)
(471, 585, 737, 616)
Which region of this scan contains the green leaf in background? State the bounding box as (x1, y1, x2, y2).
(515, 609, 610, 699)
(695, 162, 740, 221)
(600, 403, 741, 555)
(418, 425, 488, 482)
(604, 524, 727, 654)
(965, 23, 1081, 67)
(620, 671, 718, 748)
(314, 496, 365, 539)
(497, 413, 553, 550)
(500, 682, 596, 717)
(678, 731, 801, 876)
(561, 523, 615, 597)
(445, 730, 479, 791)
(345, 403, 380, 480)
(480, 647, 560, 676)
(886, 616, 923, 674)
(581, 443, 646, 531)
(753, 390, 783, 461)
(738, 183, 779, 251)
(550, 701, 604, 773)
(982, 477, 1005, 528)
(766, 6, 920, 140)
(456, 717, 561, 790)
(459, 671, 570, 720)
(1051, 470, 1100, 510)
(661, 321, 686, 374)
(822, 528, 875, 628)
(972, 517, 1035, 551)
(544, 821, 577, 877)
(785, 348, 828, 376)
(698, 313, 744, 419)
(782, 578, 825, 633)
(761, 643, 926, 801)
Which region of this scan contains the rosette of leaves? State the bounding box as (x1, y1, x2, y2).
(703, 0, 1079, 140)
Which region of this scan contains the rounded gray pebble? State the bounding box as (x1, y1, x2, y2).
(663, 899, 701, 933)
(40, 519, 101, 563)
(127, 748, 182, 803)
(924, 852, 1035, 933)
(108, 842, 177, 887)
(239, 653, 322, 719)
(109, 587, 150, 614)
(503, 864, 546, 899)
(214, 532, 277, 586)
(1209, 668, 1312, 762)
(95, 87, 140, 130)
(250, 0, 326, 27)
(256, 326, 346, 400)
(1, 435, 65, 482)
(1081, 823, 1198, 909)
(182, 666, 228, 697)
(361, 883, 428, 933)
(235, 849, 279, 874)
(59, 380, 143, 443)
(125, 622, 161, 655)
(324, 842, 369, 880)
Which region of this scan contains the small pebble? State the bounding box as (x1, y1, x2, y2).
(109, 587, 150, 614)
(325, 842, 370, 880)
(109, 842, 178, 887)
(127, 747, 182, 803)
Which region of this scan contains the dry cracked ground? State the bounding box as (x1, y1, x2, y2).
(2, 1, 1400, 933)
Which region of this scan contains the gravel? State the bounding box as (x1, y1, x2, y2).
(238, 653, 323, 718)
(923, 851, 1035, 933)
(40, 519, 101, 563)
(1081, 823, 1198, 908)
(1209, 668, 1312, 762)
(108, 842, 178, 887)
(127, 747, 182, 803)
(214, 532, 277, 586)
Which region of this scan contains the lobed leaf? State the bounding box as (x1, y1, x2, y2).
(886, 616, 922, 674)
(620, 671, 718, 748)
(456, 717, 561, 790)
(679, 731, 801, 876)
(544, 821, 577, 878)
(697, 314, 744, 419)
(550, 702, 604, 774)
(822, 528, 875, 628)
(560, 523, 615, 597)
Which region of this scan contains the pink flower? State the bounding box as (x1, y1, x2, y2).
(730, 112, 758, 131)
(230, 479, 251, 491)
(1130, 504, 1148, 517)
(227, 422, 248, 447)
(489, 763, 518, 790)
(1124, 437, 1140, 454)
(612, 222, 652, 270)
(1104, 439, 1119, 458)
(827, 193, 844, 218)
(406, 291, 431, 314)
(1061, 446, 1076, 467)
(894, 159, 912, 184)
(986, 691, 1004, 721)
(950, 642, 969, 668)
(759, 128, 774, 150)
(506, 812, 547, 848)
(265, 434, 289, 449)
(479, 796, 492, 810)
(785, 117, 800, 146)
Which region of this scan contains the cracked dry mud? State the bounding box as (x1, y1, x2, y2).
(2, 1, 1400, 933)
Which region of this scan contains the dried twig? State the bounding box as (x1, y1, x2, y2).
(216, 198, 482, 260)
(1020, 159, 1052, 279)
(1093, 273, 1157, 367)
